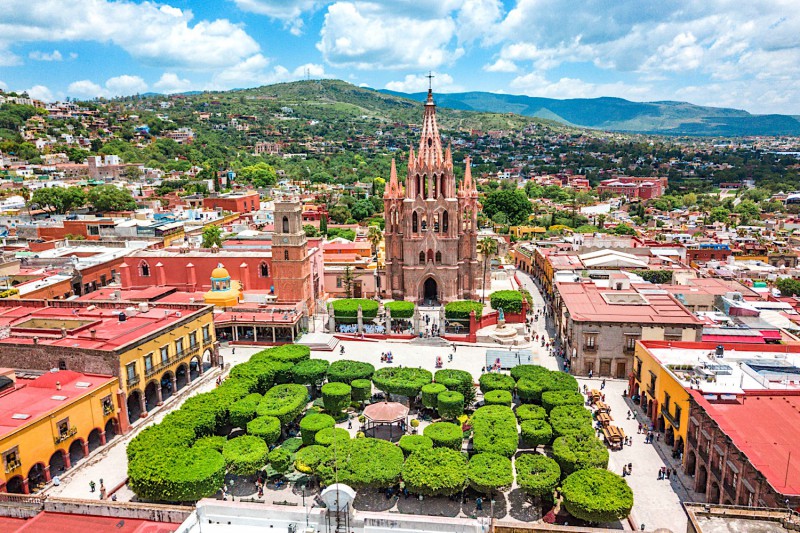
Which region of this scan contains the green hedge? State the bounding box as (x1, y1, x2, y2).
(246, 416, 282, 445)
(331, 298, 379, 323)
(489, 290, 524, 314)
(252, 344, 311, 365)
(517, 369, 579, 404)
(542, 390, 585, 413)
(230, 359, 293, 393)
(192, 435, 227, 453)
(128, 447, 225, 502)
(229, 393, 263, 429)
(437, 390, 465, 419)
(444, 300, 483, 321)
(222, 435, 268, 476)
(315, 438, 404, 489)
(372, 367, 432, 397)
(256, 384, 308, 425)
(402, 447, 467, 496)
(515, 404, 547, 422)
(267, 448, 292, 474)
(385, 300, 415, 319)
(552, 435, 609, 475)
(471, 405, 518, 458)
(315, 427, 351, 447)
(520, 419, 553, 448)
(421, 383, 448, 409)
(321, 382, 352, 413)
(295, 445, 329, 474)
(549, 404, 593, 439)
(327, 360, 375, 384)
(299, 413, 336, 445)
(467, 452, 513, 494)
(561, 468, 633, 523)
(510, 364, 550, 383)
(398, 435, 433, 456)
(483, 389, 512, 407)
(515, 453, 560, 498)
(479, 373, 515, 393)
(291, 359, 329, 386)
(424, 422, 464, 450)
(350, 379, 372, 403)
(434, 369, 473, 392)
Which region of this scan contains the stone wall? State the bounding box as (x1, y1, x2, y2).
(43, 497, 190, 523)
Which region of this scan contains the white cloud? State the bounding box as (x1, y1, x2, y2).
(154, 72, 193, 94)
(210, 56, 331, 90)
(483, 58, 518, 73)
(26, 85, 54, 101)
(509, 72, 652, 100)
(67, 75, 148, 99)
(0, 80, 7, 91)
(385, 73, 462, 93)
(67, 80, 106, 99)
(456, 0, 503, 44)
(0, 47, 21, 67)
(232, 0, 320, 34)
(29, 49, 62, 61)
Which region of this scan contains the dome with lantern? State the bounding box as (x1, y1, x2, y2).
(204, 263, 242, 307)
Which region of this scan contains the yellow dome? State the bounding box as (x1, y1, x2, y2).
(211, 265, 230, 279)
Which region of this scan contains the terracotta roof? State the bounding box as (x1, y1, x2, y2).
(363, 401, 409, 423)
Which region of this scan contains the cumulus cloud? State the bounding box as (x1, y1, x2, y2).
(26, 84, 54, 101)
(209, 56, 331, 90)
(483, 58, 518, 73)
(154, 72, 193, 94)
(509, 71, 653, 100)
(29, 49, 62, 61)
(385, 73, 461, 93)
(67, 80, 107, 99)
(232, 0, 320, 34)
(67, 75, 148, 99)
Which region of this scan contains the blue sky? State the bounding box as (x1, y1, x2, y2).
(1, 1, 799, 114)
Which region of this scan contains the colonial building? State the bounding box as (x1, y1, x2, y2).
(383, 89, 481, 304)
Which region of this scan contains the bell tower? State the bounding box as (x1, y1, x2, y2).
(272, 199, 313, 313)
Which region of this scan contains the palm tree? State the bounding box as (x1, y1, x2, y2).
(367, 225, 383, 258)
(477, 237, 498, 304)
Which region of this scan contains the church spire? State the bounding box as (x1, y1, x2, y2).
(386, 157, 400, 197)
(460, 156, 476, 196)
(417, 88, 443, 168)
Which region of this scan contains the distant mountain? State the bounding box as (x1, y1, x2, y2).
(380, 89, 800, 136)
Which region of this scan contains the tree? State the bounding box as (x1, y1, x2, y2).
(708, 206, 731, 224)
(201, 225, 223, 248)
(31, 186, 86, 214)
(776, 278, 800, 296)
(341, 266, 357, 298)
(87, 185, 136, 212)
(735, 199, 760, 224)
(366, 225, 382, 256)
(612, 223, 637, 236)
(319, 214, 328, 236)
(482, 189, 533, 225)
(351, 198, 375, 221)
(329, 205, 351, 224)
(238, 162, 277, 188)
(561, 468, 633, 523)
(303, 224, 320, 237)
(477, 237, 498, 304)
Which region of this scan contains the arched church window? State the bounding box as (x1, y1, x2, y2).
(412, 212, 418, 232)
(423, 175, 428, 198)
(433, 213, 440, 232)
(435, 251, 442, 263)
(443, 211, 449, 232)
(427, 249, 434, 263)
(284, 250, 289, 260)
(259, 262, 269, 277)
(432, 174, 438, 199)
(421, 217, 427, 231)
(282, 216, 289, 233)
(440, 175, 445, 197)
(419, 251, 425, 264)
(139, 261, 150, 277)
(416, 175, 421, 198)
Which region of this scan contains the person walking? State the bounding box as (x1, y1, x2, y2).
(601, 379, 606, 390)
(89, 480, 96, 493)
(476, 497, 483, 511)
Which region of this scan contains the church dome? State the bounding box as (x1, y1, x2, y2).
(211, 265, 230, 279)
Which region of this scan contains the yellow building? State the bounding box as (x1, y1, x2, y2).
(509, 226, 547, 240)
(0, 369, 119, 494)
(203, 264, 243, 307)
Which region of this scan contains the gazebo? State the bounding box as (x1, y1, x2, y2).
(362, 401, 409, 441)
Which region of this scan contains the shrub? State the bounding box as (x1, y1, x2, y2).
(300, 413, 336, 445)
(315, 427, 351, 447)
(350, 379, 372, 403)
(252, 344, 311, 365)
(230, 359, 293, 393)
(549, 404, 593, 439)
(402, 448, 467, 496)
(510, 364, 550, 383)
(256, 384, 308, 425)
(327, 360, 375, 384)
(435, 369, 475, 407)
(552, 435, 609, 475)
(516, 453, 561, 498)
(483, 389, 512, 407)
(315, 438, 403, 489)
(295, 445, 329, 474)
(515, 404, 547, 422)
(321, 382, 352, 413)
(229, 393, 262, 429)
(372, 367, 432, 398)
(561, 468, 633, 523)
(471, 405, 518, 458)
(222, 435, 268, 476)
(385, 300, 415, 319)
(246, 416, 282, 445)
(268, 448, 292, 474)
(424, 422, 464, 450)
(542, 390, 585, 413)
(398, 434, 433, 456)
(128, 447, 225, 502)
(489, 290, 523, 314)
(410, 419, 419, 428)
(437, 390, 465, 419)
(421, 383, 448, 409)
(479, 373, 515, 393)
(192, 435, 226, 453)
(444, 300, 483, 321)
(520, 419, 553, 448)
(467, 453, 513, 494)
(279, 437, 303, 454)
(331, 298, 379, 323)
(128, 424, 195, 463)
(291, 359, 329, 386)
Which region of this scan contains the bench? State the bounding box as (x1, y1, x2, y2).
(273, 500, 299, 506)
(240, 497, 265, 504)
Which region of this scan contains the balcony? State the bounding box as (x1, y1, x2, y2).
(54, 426, 78, 444)
(126, 373, 140, 388)
(663, 408, 680, 429)
(583, 345, 597, 353)
(145, 355, 179, 378)
(4, 459, 21, 474)
(710, 463, 722, 481)
(723, 481, 737, 502)
(688, 432, 697, 448)
(698, 445, 709, 463)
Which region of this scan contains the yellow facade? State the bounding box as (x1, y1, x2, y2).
(509, 226, 546, 239)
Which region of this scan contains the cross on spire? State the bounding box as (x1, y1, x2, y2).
(426, 71, 435, 90)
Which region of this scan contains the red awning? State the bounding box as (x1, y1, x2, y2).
(702, 334, 765, 344)
(760, 330, 782, 340)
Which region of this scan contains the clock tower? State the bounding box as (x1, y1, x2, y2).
(272, 199, 314, 314)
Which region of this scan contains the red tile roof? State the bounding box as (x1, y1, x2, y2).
(9, 512, 177, 532)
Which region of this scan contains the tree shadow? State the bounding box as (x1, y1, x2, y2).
(353, 489, 397, 512)
(396, 494, 461, 517)
(507, 488, 544, 522)
(462, 491, 508, 519)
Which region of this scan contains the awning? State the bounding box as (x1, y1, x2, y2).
(760, 330, 782, 340)
(702, 334, 765, 344)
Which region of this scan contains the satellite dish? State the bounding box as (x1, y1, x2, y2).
(320, 484, 355, 512)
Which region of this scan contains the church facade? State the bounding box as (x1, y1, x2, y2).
(383, 89, 481, 304)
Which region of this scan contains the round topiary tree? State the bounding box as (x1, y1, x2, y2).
(542, 389, 584, 413)
(327, 360, 375, 384)
(331, 298, 379, 324)
(229, 393, 263, 429)
(246, 415, 282, 445)
(291, 359, 329, 387)
(423, 422, 464, 450)
(299, 413, 336, 445)
(489, 290, 524, 314)
(520, 419, 553, 448)
(434, 368, 476, 409)
(372, 367, 432, 398)
(350, 379, 372, 404)
(398, 434, 433, 456)
(385, 300, 415, 318)
(295, 445, 330, 474)
(515, 404, 547, 422)
(561, 468, 633, 523)
(222, 435, 268, 476)
(268, 447, 292, 474)
(256, 384, 309, 425)
(128, 447, 225, 502)
(516, 377, 546, 404)
(193, 435, 227, 453)
(466, 452, 513, 495)
(483, 389, 512, 407)
(479, 372, 516, 393)
(315, 427, 351, 447)
(437, 390, 465, 420)
(315, 438, 404, 489)
(252, 344, 311, 365)
(510, 364, 550, 383)
(471, 405, 518, 458)
(549, 404, 593, 439)
(402, 447, 467, 496)
(515, 453, 561, 498)
(421, 383, 448, 410)
(552, 435, 609, 475)
(321, 382, 352, 414)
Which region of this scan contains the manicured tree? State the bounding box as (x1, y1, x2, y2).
(479, 372, 515, 394)
(350, 379, 372, 404)
(552, 435, 609, 475)
(315, 438, 404, 489)
(315, 427, 351, 447)
(561, 468, 633, 523)
(515, 404, 547, 422)
(331, 298, 379, 324)
(246, 415, 282, 445)
(520, 419, 553, 448)
(253, 344, 311, 365)
(268, 448, 292, 475)
(398, 435, 433, 457)
(372, 367, 432, 398)
(421, 383, 447, 410)
(549, 404, 593, 439)
(256, 384, 309, 425)
(515, 453, 561, 498)
(299, 413, 336, 446)
(327, 360, 375, 384)
(546, 371, 580, 393)
(193, 436, 227, 453)
(321, 382, 352, 414)
(542, 389, 584, 414)
(434, 369, 475, 407)
(466, 452, 513, 495)
(384, 300, 415, 319)
(128, 447, 225, 502)
(483, 389, 512, 407)
(291, 359, 329, 387)
(471, 405, 518, 458)
(229, 393, 263, 429)
(510, 364, 550, 383)
(403, 448, 467, 496)
(295, 445, 330, 474)
(437, 390, 465, 420)
(516, 377, 545, 404)
(423, 422, 464, 450)
(489, 290, 524, 314)
(222, 435, 268, 476)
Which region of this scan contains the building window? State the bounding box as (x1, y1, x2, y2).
(442, 211, 449, 232)
(56, 417, 70, 437)
(101, 395, 114, 416)
(88, 225, 100, 236)
(435, 251, 442, 263)
(625, 335, 638, 351)
(139, 261, 150, 277)
(58, 359, 67, 370)
(674, 405, 682, 424)
(126, 362, 136, 381)
(175, 338, 184, 356)
(160, 345, 169, 363)
(203, 325, 211, 342)
(412, 212, 418, 232)
(282, 216, 289, 233)
(259, 262, 269, 277)
(144, 353, 153, 372)
(190, 331, 197, 348)
(664, 332, 682, 342)
(3, 447, 21, 473)
(663, 392, 671, 413)
(584, 334, 597, 350)
(284, 250, 289, 260)
(419, 251, 425, 264)
(336, 277, 342, 288)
